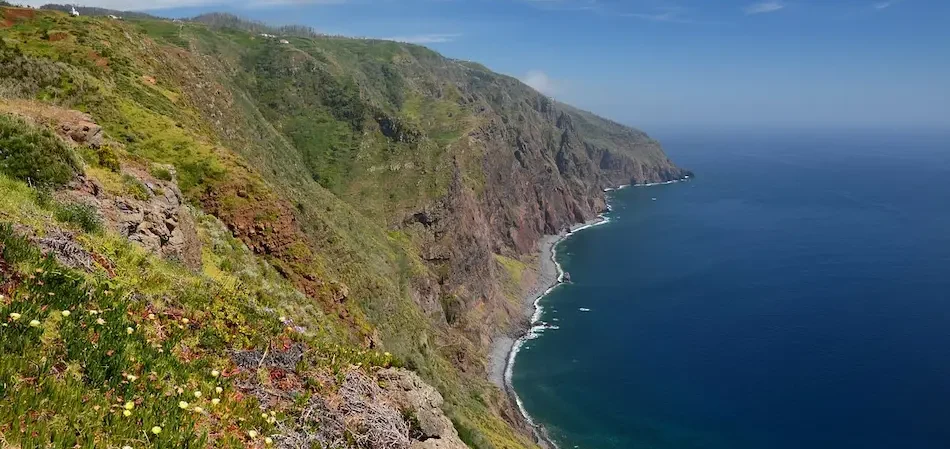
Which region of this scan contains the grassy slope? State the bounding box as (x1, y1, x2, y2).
(0, 8, 534, 449)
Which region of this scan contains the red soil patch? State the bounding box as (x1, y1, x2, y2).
(87, 50, 110, 69)
(0, 7, 36, 28)
(48, 32, 69, 42)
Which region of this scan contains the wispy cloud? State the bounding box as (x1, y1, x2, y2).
(522, 70, 559, 96)
(743, 1, 785, 15)
(621, 5, 726, 25)
(381, 33, 461, 44)
(872, 1, 900, 10)
(623, 6, 694, 24)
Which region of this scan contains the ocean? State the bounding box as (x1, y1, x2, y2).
(510, 130, 950, 449)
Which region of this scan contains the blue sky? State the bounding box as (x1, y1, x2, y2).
(27, 0, 950, 131)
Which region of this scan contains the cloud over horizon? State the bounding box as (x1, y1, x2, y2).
(522, 70, 559, 96)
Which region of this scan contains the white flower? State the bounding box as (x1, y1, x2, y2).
(123, 446, 133, 449)
(126, 327, 134, 335)
(123, 410, 132, 417)
(61, 310, 70, 317)
(29, 320, 40, 327)
(124, 401, 135, 410)
(178, 401, 189, 409)
(193, 406, 204, 413)
(261, 413, 269, 419)
(96, 318, 106, 325)
(211, 369, 220, 377)
(9, 313, 21, 321)
(181, 318, 189, 324)
(128, 375, 139, 382)
(215, 386, 223, 394)
(265, 437, 274, 445)
(211, 398, 221, 405)
(147, 313, 155, 320)
(151, 426, 162, 435)
(248, 430, 258, 438)
(193, 391, 202, 398)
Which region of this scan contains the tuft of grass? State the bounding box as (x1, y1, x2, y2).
(53, 201, 102, 233)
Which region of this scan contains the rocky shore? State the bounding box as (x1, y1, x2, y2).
(488, 232, 564, 388)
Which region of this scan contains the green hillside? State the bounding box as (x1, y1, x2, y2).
(0, 6, 687, 449)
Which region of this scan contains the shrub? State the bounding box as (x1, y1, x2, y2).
(54, 202, 102, 233)
(95, 144, 121, 172)
(0, 115, 80, 187)
(151, 166, 173, 181)
(122, 174, 151, 200)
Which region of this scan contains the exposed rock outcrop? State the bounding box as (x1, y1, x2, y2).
(61, 166, 201, 269)
(378, 368, 468, 449)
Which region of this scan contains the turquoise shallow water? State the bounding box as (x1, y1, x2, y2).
(511, 130, 950, 449)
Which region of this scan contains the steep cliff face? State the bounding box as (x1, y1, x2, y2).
(0, 7, 687, 449)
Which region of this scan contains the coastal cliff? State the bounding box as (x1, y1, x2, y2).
(0, 6, 687, 449)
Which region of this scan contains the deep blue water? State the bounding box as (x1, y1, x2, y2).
(511, 130, 950, 449)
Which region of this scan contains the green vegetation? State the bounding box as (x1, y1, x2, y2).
(53, 201, 102, 232)
(0, 169, 398, 448)
(0, 114, 79, 187)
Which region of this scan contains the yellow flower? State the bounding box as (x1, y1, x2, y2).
(211, 369, 220, 377)
(178, 401, 189, 409)
(151, 426, 162, 435)
(124, 401, 135, 410)
(248, 430, 258, 438)
(193, 391, 202, 398)
(215, 386, 223, 394)
(123, 410, 132, 417)
(96, 318, 106, 325)
(126, 327, 134, 335)
(29, 320, 40, 327)
(261, 413, 269, 419)
(9, 313, 21, 321)
(211, 398, 221, 405)
(61, 310, 70, 317)
(265, 437, 274, 445)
